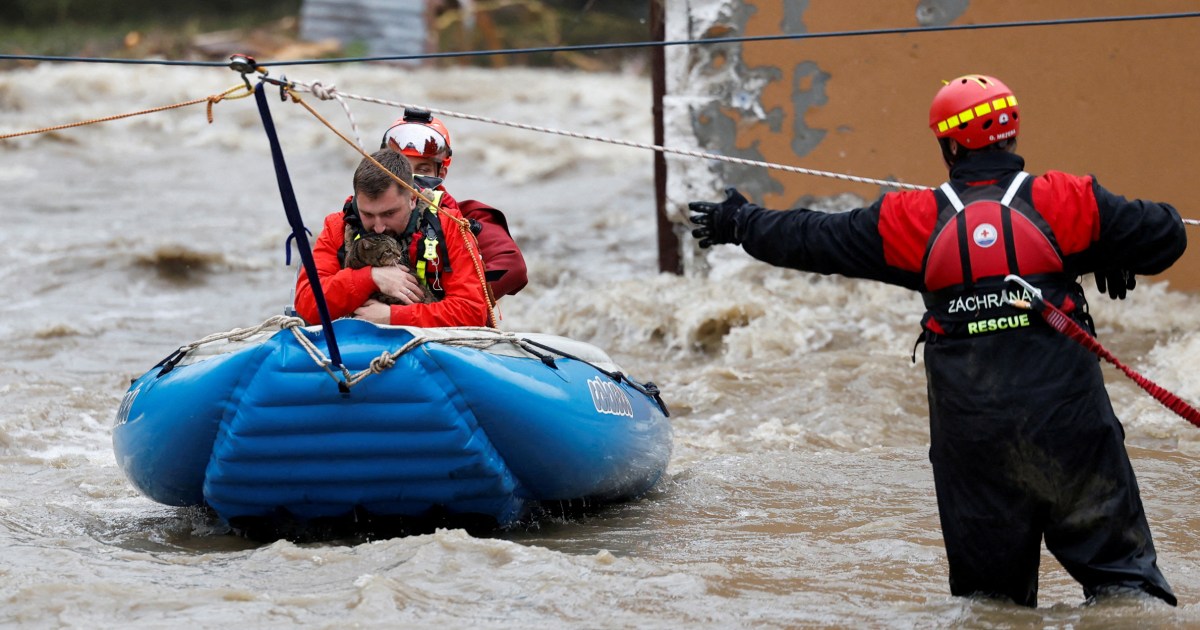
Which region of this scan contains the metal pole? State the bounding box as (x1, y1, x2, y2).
(651, 0, 682, 275)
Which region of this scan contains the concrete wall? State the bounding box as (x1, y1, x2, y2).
(668, 0, 1200, 289)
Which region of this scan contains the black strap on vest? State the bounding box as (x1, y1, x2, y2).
(1000, 206, 1020, 276)
(953, 212, 973, 292)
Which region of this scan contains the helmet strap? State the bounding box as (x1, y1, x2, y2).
(939, 137, 1017, 169)
(939, 138, 960, 169)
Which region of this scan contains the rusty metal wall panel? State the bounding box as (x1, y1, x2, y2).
(668, 0, 1200, 289)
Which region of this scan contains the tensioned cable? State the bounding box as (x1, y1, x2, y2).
(1, 11, 1196, 67)
(6, 11, 1198, 222)
(290, 79, 925, 190)
(291, 82, 1200, 219)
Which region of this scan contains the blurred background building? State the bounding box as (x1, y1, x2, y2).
(299, 0, 428, 61)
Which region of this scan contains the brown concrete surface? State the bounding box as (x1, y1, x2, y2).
(721, 1, 1199, 289)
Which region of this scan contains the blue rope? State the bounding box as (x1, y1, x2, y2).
(2, 11, 1197, 68)
(252, 81, 347, 382)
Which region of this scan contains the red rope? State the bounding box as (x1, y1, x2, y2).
(1037, 301, 1200, 427)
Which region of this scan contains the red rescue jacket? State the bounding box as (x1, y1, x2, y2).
(438, 190, 528, 299)
(293, 198, 492, 328)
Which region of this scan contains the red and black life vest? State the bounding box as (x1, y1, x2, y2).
(920, 172, 1083, 337)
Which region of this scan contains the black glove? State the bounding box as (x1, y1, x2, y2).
(1095, 268, 1136, 300)
(688, 187, 750, 248)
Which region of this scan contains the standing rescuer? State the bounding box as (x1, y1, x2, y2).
(688, 74, 1186, 607)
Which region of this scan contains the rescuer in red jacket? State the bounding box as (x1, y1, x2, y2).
(294, 149, 492, 328)
(689, 75, 1185, 607)
(382, 108, 528, 301)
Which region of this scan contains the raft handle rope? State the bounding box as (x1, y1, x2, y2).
(162, 316, 663, 412)
(1005, 274, 1200, 427)
(521, 337, 670, 416)
(342, 327, 670, 416)
(153, 316, 348, 385)
(153, 315, 313, 377)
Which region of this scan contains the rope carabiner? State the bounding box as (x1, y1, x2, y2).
(228, 53, 261, 92)
(1004, 274, 1043, 309)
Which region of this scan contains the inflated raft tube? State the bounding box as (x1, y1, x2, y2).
(113, 319, 672, 530)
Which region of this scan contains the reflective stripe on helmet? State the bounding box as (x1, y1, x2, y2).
(935, 95, 1018, 135)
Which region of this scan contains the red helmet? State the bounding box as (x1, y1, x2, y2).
(381, 108, 453, 176)
(929, 75, 1019, 149)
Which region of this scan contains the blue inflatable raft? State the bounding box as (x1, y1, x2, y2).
(113, 318, 672, 534)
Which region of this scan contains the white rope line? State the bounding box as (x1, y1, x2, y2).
(176, 316, 563, 390)
(343, 328, 554, 388)
(295, 80, 365, 152)
(287, 81, 928, 192)
(179, 315, 306, 351)
(177, 315, 345, 382)
(285, 79, 1200, 223)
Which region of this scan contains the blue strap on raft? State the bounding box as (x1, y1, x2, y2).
(252, 80, 346, 380)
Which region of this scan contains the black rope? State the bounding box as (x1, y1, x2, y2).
(252, 80, 347, 386)
(521, 338, 670, 417)
(1, 11, 1196, 68)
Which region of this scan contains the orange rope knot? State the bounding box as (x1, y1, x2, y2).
(206, 94, 223, 123)
(206, 84, 254, 124)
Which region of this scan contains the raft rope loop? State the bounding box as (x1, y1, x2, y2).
(169, 316, 654, 401)
(1005, 274, 1200, 427)
(164, 316, 346, 383)
(338, 328, 668, 416)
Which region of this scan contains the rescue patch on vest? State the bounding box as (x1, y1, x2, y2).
(966, 313, 1031, 335)
(972, 223, 998, 248)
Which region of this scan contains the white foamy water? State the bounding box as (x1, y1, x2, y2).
(2, 63, 1200, 628)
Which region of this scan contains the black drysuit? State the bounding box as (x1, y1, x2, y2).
(728, 150, 1184, 606)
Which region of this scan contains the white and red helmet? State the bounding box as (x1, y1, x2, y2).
(381, 108, 453, 176)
